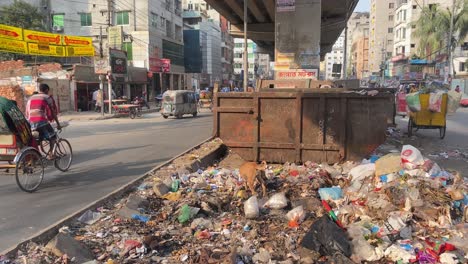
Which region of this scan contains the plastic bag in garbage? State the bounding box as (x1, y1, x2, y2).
(429, 91, 444, 112)
(401, 145, 425, 170)
(318, 187, 343, 200)
(348, 163, 375, 192)
(447, 91, 462, 114)
(406, 92, 421, 112)
(286, 206, 306, 224)
(264, 192, 288, 209)
(244, 196, 260, 219)
(300, 215, 352, 257)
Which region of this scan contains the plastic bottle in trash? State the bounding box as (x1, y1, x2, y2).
(171, 180, 180, 192)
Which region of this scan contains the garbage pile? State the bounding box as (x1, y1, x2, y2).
(6, 144, 468, 264)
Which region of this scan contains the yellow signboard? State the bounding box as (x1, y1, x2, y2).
(28, 43, 65, 56)
(0, 24, 23, 40)
(0, 23, 95, 57)
(23, 29, 62, 45)
(63, 35, 93, 47)
(0, 37, 28, 53)
(66, 46, 95, 56)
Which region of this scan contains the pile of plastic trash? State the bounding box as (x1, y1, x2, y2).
(6, 144, 468, 264)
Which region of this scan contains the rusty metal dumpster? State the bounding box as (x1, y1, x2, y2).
(213, 90, 394, 164)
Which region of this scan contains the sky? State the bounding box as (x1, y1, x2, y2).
(355, 0, 370, 12)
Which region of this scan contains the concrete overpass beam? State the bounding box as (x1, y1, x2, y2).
(275, 0, 321, 79)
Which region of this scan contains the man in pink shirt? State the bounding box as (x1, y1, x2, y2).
(26, 84, 61, 157)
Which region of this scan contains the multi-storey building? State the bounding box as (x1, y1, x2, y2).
(0, 0, 186, 101)
(324, 32, 345, 80)
(346, 12, 370, 77)
(233, 39, 256, 86)
(182, 0, 233, 87)
(369, 0, 396, 74)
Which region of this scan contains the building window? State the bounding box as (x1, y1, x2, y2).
(460, 62, 466, 72)
(235, 43, 242, 48)
(413, 5, 417, 9)
(411, 43, 415, 48)
(122, 42, 133, 60)
(165, 0, 172, 11)
(151, 13, 158, 28)
(175, 25, 182, 41)
(412, 24, 416, 29)
(388, 28, 393, 33)
(387, 39, 393, 45)
(166, 20, 173, 38)
(160, 17, 166, 28)
(403, 10, 407, 20)
(188, 3, 193, 10)
(52, 14, 64, 27)
(402, 28, 406, 39)
(389, 15, 394, 21)
(389, 3, 394, 9)
(387, 52, 392, 57)
(80, 13, 92, 26)
(116, 11, 129, 25)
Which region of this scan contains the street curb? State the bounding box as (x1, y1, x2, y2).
(1, 137, 226, 258)
(60, 108, 161, 121)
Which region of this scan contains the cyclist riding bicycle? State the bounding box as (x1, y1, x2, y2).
(26, 83, 62, 158)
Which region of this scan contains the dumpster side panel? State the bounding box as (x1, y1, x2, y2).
(215, 92, 392, 163)
(346, 98, 388, 161)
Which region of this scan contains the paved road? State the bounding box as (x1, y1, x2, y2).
(396, 107, 468, 174)
(0, 112, 213, 252)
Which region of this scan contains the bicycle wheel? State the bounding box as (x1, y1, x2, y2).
(54, 139, 73, 172)
(15, 149, 44, 193)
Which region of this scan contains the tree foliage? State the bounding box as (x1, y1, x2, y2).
(0, 0, 46, 61)
(413, 0, 468, 57)
(0, 0, 45, 30)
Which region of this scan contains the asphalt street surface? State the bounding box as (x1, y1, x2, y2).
(0, 111, 212, 252)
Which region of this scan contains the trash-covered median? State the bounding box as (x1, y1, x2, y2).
(2, 137, 467, 264)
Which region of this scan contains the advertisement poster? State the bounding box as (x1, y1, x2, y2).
(277, 0, 295, 12)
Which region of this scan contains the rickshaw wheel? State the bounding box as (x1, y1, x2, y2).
(407, 119, 413, 137)
(192, 112, 198, 117)
(129, 109, 136, 119)
(440, 126, 446, 139)
(15, 149, 44, 193)
(162, 115, 168, 119)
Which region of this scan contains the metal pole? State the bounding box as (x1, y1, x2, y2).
(447, 0, 455, 81)
(343, 27, 348, 79)
(243, 0, 248, 92)
(99, 26, 104, 116)
(108, 74, 112, 114)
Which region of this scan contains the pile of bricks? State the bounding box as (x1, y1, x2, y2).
(0, 85, 26, 113)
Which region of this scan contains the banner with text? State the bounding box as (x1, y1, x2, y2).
(0, 23, 94, 56)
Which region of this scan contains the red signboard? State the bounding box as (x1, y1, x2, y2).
(149, 57, 171, 73)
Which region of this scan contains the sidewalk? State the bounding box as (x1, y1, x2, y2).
(59, 107, 160, 122)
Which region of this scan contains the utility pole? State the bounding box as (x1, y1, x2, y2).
(107, 0, 114, 115)
(99, 26, 105, 116)
(243, 0, 248, 92)
(447, 0, 455, 83)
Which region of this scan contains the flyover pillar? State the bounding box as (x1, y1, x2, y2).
(275, 0, 321, 80)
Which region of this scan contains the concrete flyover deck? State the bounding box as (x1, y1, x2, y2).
(205, 0, 359, 59)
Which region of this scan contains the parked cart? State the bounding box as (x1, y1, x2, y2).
(113, 104, 141, 119)
(408, 93, 448, 139)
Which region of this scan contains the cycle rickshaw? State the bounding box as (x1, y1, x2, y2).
(0, 97, 73, 192)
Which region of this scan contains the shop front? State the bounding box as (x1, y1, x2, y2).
(72, 65, 101, 112)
